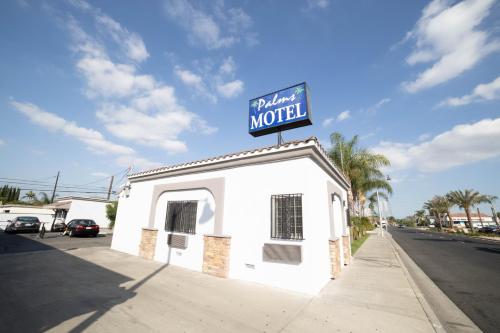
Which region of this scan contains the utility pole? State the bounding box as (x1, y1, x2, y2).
(107, 176, 114, 200)
(50, 171, 60, 203)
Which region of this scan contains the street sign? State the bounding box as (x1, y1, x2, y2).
(248, 82, 312, 137)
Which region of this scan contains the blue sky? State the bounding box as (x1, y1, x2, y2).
(1, 0, 499, 217)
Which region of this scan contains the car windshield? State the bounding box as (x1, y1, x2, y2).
(17, 217, 39, 222)
(76, 220, 96, 226)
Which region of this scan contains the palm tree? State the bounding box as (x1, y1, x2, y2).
(23, 191, 37, 202)
(482, 195, 498, 227)
(328, 132, 392, 216)
(414, 209, 426, 226)
(38, 192, 51, 205)
(424, 198, 443, 230)
(447, 190, 487, 231)
(367, 191, 388, 217)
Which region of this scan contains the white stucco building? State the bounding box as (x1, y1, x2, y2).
(446, 212, 495, 228)
(111, 137, 351, 294)
(0, 205, 54, 230)
(51, 197, 112, 228)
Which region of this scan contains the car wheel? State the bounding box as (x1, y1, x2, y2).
(69, 230, 74, 237)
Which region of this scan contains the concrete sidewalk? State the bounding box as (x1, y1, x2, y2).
(283, 231, 439, 333)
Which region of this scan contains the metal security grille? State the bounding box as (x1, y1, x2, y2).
(165, 201, 197, 234)
(271, 194, 303, 240)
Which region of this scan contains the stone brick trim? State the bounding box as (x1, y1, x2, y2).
(139, 228, 158, 260)
(329, 238, 341, 279)
(203, 235, 231, 278)
(342, 235, 351, 265)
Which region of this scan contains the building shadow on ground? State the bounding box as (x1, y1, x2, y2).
(0, 232, 165, 332)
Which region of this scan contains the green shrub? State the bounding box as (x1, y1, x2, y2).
(350, 216, 375, 240)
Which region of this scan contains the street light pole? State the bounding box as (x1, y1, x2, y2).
(376, 189, 383, 237)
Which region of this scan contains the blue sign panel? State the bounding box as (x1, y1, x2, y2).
(248, 82, 312, 137)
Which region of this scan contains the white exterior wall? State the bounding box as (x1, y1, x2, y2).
(152, 189, 215, 271)
(65, 200, 110, 228)
(111, 156, 348, 294)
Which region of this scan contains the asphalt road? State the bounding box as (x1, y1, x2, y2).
(0, 230, 111, 254)
(389, 226, 500, 333)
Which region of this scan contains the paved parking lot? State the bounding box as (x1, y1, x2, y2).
(0, 231, 111, 255)
(0, 231, 437, 333)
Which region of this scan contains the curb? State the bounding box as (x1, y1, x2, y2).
(388, 233, 481, 333)
(387, 234, 446, 333)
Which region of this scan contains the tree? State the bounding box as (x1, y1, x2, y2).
(482, 195, 498, 227)
(424, 198, 443, 231)
(328, 132, 392, 217)
(106, 201, 118, 229)
(23, 191, 37, 202)
(367, 191, 388, 218)
(38, 192, 51, 205)
(447, 190, 487, 232)
(414, 210, 426, 226)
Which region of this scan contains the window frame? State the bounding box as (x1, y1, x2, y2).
(165, 200, 198, 235)
(270, 194, 304, 241)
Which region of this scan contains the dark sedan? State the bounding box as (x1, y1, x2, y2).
(5, 216, 41, 233)
(64, 219, 99, 237)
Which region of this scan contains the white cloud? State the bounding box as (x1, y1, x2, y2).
(174, 66, 202, 86)
(115, 155, 161, 171)
(322, 117, 334, 127)
(174, 56, 244, 101)
(418, 133, 431, 141)
(306, 0, 330, 9)
(438, 75, 500, 107)
(216, 80, 244, 98)
(173, 66, 217, 102)
(337, 110, 351, 121)
(402, 0, 499, 93)
(219, 56, 236, 76)
(63, 9, 217, 154)
(11, 100, 135, 155)
(322, 110, 350, 127)
(366, 98, 391, 113)
(0, 139, 4, 146)
(95, 14, 149, 63)
(68, 0, 149, 62)
(371, 117, 500, 172)
(11, 100, 162, 172)
(91, 172, 110, 177)
(164, 0, 256, 49)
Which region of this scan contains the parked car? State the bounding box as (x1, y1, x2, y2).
(398, 224, 405, 228)
(63, 219, 99, 237)
(5, 216, 41, 233)
(478, 226, 498, 234)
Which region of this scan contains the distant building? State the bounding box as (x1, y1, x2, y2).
(445, 212, 494, 228)
(0, 204, 54, 230)
(48, 196, 113, 228)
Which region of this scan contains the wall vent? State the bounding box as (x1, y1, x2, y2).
(262, 244, 302, 264)
(168, 234, 188, 249)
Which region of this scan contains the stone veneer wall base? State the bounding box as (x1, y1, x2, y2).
(203, 235, 231, 278)
(139, 228, 158, 260)
(329, 238, 342, 279)
(342, 235, 351, 265)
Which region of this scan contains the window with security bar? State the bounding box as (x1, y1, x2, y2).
(271, 194, 303, 240)
(165, 200, 198, 234)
